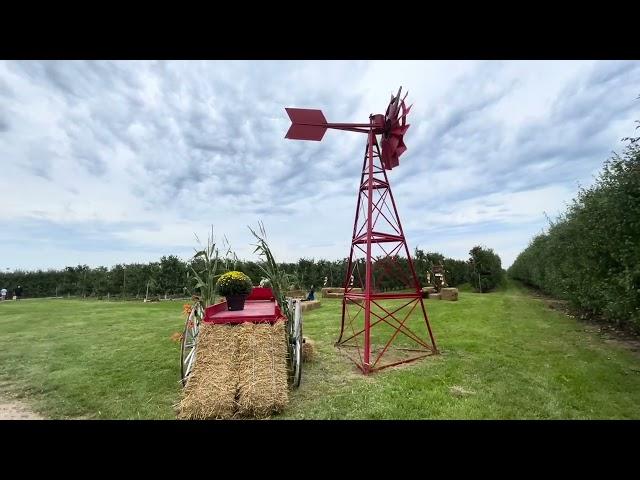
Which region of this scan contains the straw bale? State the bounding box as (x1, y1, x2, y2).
(235, 321, 289, 418)
(300, 300, 321, 312)
(302, 337, 315, 362)
(177, 324, 238, 419)
(440, 288, 458, 301)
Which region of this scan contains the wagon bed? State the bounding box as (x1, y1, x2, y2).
(203, 287, 284, 324)
(204, 299, 284, 324)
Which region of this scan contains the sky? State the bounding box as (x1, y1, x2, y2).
(0, 60, 638, 271)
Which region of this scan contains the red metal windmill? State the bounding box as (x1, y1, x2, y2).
(284, 87, 438, 374)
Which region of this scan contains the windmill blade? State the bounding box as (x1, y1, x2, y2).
(390, 102, 412, 128)
(392, 86, 402, 115)
(390, 124, 410, 136)
(285, 107, 328, 141)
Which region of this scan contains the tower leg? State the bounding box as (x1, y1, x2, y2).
(363, 128, 375, 373)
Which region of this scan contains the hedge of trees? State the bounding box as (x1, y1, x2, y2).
(468, 246, 505, 292)
(0, 246, 504, 299)
(508, 123, 640, 331)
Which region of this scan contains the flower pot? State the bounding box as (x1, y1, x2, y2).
(226, 294, 247, 311)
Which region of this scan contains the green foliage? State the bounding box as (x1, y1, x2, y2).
(443, 258, 471, 286)
(509, 127, 640, 331)
(468, 246, 504, 292)
(158, 255, 188, 296)
(0, 231, 506, 299)
(0, 248, 491, 299)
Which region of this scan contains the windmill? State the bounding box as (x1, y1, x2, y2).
(284, 87, 438, 374)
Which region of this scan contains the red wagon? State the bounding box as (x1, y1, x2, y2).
(180, 287, 303, 388)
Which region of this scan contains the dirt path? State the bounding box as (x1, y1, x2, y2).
(0, 397, 44, 420)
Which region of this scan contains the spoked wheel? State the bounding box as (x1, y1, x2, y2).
(287, 299, 303, 389)
(180, 301, 204, 387)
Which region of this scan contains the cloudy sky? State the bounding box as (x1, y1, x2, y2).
(0, 60, 638, 271)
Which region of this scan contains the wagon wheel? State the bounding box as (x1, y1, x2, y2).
(288, 299, 303, 389)
(180, 301, 204, 387)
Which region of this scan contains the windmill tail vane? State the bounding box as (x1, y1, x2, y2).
(283, 87, 437, 374)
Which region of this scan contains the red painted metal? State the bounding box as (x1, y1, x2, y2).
(204, 287, 283, 325)
(284, 87, 438, 374)
(204, 300, 284, 324)
(246, 287, 276, 301)
(285, 108, 328, 141)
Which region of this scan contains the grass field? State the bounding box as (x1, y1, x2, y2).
(1, 280, 639, 419)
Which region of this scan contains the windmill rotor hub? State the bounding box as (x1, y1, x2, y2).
(370, 114, 385, 133)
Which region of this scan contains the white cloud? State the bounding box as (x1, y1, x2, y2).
(0, 60, 638, 270)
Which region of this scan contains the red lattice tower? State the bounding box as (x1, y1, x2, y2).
(284, 87, 438, 374)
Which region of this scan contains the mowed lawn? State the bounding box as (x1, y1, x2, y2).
(1, 280, 640, 419)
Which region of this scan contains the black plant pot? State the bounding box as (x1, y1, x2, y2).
(226, 294, 247, 311)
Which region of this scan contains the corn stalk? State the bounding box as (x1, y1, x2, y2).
(248, 222, 293, 323)
(187, 226, 237, 307)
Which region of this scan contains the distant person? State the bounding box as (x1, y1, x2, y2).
(306, 285, 315, 301)
(15, 285, 22, 301)
(0, 287, 6, 301)
(323, 276, 328, 287)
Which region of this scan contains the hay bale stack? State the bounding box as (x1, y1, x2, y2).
(177, 325, 238, 419)
(301, 300, 321, 312)
(325, 292, 344, 298)
(322, 288, 343, 298)
(429, 293, 441, 300)
(440, 288, 459, 301)
(235, 321, 289, 418)
(345, 297, 363, 305)
(302, 337, 315, 362)
(322, 287, 363, 298)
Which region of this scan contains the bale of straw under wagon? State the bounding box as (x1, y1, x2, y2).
(236, 321, 289, 418)
(177, 321, 289, 419)
(177, 324, 238, 419)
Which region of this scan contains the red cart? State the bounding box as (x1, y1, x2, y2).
(180, 287, 303, 389)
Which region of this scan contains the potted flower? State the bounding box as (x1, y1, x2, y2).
(215, 271, 253, 311)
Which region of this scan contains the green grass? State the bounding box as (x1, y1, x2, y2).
(1, 280, 639, 419)
(0, 299, 184, 419)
